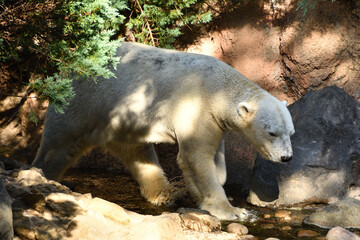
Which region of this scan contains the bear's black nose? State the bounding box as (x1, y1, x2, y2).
(281, 156, 292, 162)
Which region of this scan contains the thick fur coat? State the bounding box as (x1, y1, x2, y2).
(33, 42, 294, 220)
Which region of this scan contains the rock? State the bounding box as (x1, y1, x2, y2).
(13, 213, 36, 240)
(16, 168, 48, 186)
(281, 226, 292, 231)
(224, 132, 257, 188)
(21, 192, 46, 213)
(274, 210, 291, 220)
(178, 208, 221, 233)
(227, 223, 248, 236)
(262, 224, 275, 229)
(3, 157, 246, 240)
(238, 235, 257, 240)
(0, 179, 13, 240)
(133, 214, 183, 240)
(326, 226, 360, 240)
(259, 217, 276, 224)
(0, 157, 29, 170)
(65, 199, 182, 240)
(67, 214, 128, 240)
(297, 229, 320, 237)
(303, 198, 360, 229)
(349, 186, 360, 200)
(86, 197, 130, 224)
(263, 214, 271, 218)
(248, 87, 360, 207)
(45, 192, 83, 217)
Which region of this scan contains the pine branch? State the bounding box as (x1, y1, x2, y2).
(134, 0, 155, 46)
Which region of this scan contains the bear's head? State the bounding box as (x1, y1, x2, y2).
(237, 96, 295, 163)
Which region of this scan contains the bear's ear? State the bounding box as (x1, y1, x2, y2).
(237, 102, 252, 119)
(282, 100, 288, 106)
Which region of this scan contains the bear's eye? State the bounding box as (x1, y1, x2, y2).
(269, 132, 277, 137)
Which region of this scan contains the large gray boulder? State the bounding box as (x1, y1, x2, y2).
(248, 86, 360, 206)
(303, 198, 360, 229)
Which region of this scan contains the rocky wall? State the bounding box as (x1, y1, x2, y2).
(182, 0, 360, 103)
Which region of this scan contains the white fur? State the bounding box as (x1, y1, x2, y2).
(33, 42, 294, 220)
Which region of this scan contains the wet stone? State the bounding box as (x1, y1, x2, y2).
(274, 210, 291, 220)
(262, 224, 275, 229)
(280, 226, 292, 231)
(260, 217, 277, 224)
(303, 198, 360, 229)
(227, 223, 248, 236)
(297, 229, 320, 237)
(238, 235, 257, 240)
(326, 226, 360, 240)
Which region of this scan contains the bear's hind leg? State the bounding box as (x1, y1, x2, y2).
(108, 144, 182, 206)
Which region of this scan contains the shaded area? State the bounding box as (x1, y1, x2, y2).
(178, 0, 359, 102)
(248, 86, 360, 207)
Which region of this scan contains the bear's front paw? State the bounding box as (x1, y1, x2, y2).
(148, 181, 185, 206)
(202, 204, 257, 221)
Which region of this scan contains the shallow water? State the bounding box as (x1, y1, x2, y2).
(63, 168, 358, 240)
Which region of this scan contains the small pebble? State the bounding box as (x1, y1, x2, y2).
(281, 226, 292, 231)
(274, 210, 291, 218)
(239, 235, 257, 240)
(297, 229, 320, 237)
(262, 223, 275, 229)
(263, 214, 271, 218)
(227, 222, 248, 236)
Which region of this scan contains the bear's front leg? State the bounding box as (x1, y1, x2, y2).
(177, 140, 249, 221)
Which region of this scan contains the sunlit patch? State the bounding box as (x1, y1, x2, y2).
(173, 96, 202, 138)
(126, 84, 153, 115)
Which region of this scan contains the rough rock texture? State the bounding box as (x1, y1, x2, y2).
(226, 223, 249, 236)
(303, 198, 360, 229)
(0, 177, 13, 240)
(178, 208, 221, 233)
(0, 157, 248, 240)
(248, 86, 360, 207)
(184, 0, 360, 103)
(326, 227, 360, 240)
(223, 132, 257, 187)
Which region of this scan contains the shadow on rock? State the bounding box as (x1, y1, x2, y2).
(248, 86, 360, 207)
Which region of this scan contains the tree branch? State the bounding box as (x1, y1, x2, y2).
(134, 0, 155, 46)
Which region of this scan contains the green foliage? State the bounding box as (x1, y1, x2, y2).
(0, 0, 211, 114)
(1, 0, 126, 111)
(126, 0, 211, 48)
(29, 75, 75, 113)
(27, 109, 40, 126)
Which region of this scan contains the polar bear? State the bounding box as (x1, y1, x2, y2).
(33, 42, 294, 220)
